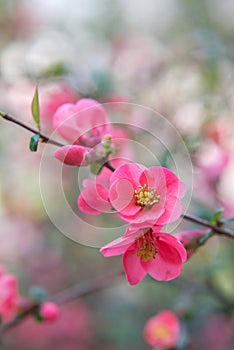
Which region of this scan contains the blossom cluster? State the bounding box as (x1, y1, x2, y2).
(53, 98, 190, 285)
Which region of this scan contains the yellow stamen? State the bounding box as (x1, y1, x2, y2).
(136, 230, 158, 262)
(134, 184, 160, 207)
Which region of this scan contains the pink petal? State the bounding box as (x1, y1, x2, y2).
(145, 239, 185, 281)
(156, 198, 183, 225)
(73, 99, 108, 135)
(110, 163, 145, 186)
(157, 233, 187, 263)
(109, 178, 141, 216)
(53, 99, 108, 143)
(78, 195, 102, 215)
(118, 203, 165, 226)
(161, 167, 185, 199)
(78, 183, 112, 214)
(53, 103, 80, 142)
(100, 236, 135, 257)
(54, 145, 88, 166)
(139, 167, 166, 189)
(123, 245, 147, 285)
(124, 224, 163, 236)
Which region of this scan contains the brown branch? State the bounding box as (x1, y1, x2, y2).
(0, 270, 124, 337)
(103, 160, 116, 172)
(0, 112, 65, 147)
(182, 213, 234, 239)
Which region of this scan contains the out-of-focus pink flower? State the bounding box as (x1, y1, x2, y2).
(109, 163, 185, 226)
(40, 84, 78, 130)
(176, 229, 210, 259)
(54, 145, 90, 166)
(101, 94, 130, 112)
(100, 226, 187, 285)
(197, 141, 229, 181)
(109, 127, 133, 164)
(40, 302, 60, 322)
(204, 118, 233, 148)
(53, 98, 109, 146)
(0, 267, 19, 322)
(143, 310, 180, 348)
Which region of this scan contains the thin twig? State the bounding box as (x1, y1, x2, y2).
(182, 213, 234, 239)
(0, 270, 124, 336)
(103, 160, 116, 172)
(0, 112, 64, 147)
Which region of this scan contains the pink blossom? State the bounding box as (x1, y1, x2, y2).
(109, 163, 185, 226)
(40, 302, 60, 322)
(197, 142, 229, 181)
(100, 226, 187, 285)
(40, 84, 78, 130)
(54, 145, 90, 166)
(176, 229, 210, 259)
(0, 267, 19, 322)
(77, 159, 129, 215)
(53, 98, 109, 146)
(143, 310, 180, 348)
(78, 179, 112, 215)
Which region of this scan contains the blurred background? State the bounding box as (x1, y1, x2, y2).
(0, 0, 234, 349)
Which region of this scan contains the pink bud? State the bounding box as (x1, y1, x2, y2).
(40, 302, 60, 322)
(176, 229, 210, 259)
(54, 145, 89, 166)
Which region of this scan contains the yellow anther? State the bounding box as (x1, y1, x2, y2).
(134, 184, 160, 207)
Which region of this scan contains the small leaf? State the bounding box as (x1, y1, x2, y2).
(198, 230, 213, 245)
(90, 162, 103, 175)
(29, 134, 40, 152)
(33, 308, 43, 322)
(29, 286, 48, 301)
(211, 208, 224, 225)
(41, 62, 68, 78)
(31, 86, 40, 131)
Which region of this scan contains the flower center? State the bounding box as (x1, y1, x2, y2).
(136, 230, 158, 262)
(134, 184, 160, 207)
(153, 325, 171, 340)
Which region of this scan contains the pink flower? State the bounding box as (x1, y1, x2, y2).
(176, 229, 210, 259)
(53, 98, 109, 146)
(0, 267, 19, 322)
(78, 159, 129, 215)
(40, 84, 78, 131)
(197, 142, 229, 181)
(143, 310, 180, 348)
(54, 145, 90, 166)
(100, 226, 187, 285)
(109, 163, 185, 226)
(78, 178, 112, 215)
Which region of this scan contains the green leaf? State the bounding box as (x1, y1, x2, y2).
(29, 286, 48, 301)
(29, 134, 40, 152)
(31, 86, 40, 131)
(211, 208, 224, 225)
(198, 230, 213, 245)
(90, 162, 103, 175)
(41, 62, 68, 78)
(33, 308, 43, 322)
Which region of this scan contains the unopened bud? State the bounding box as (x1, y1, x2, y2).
(40, 302, 60, 322)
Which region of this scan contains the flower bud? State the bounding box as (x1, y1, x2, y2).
(40, 302, 60, 322)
